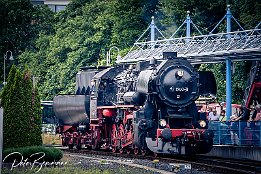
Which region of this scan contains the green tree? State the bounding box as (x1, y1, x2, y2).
(1, 66, 42, 148)
(0, 0, 55, 86)
(1, 65, 18, 148)
(15, 0, 260, 103)
(200, 62, 250, 104)
(0, 0, 34, 53)
(1, 65, 17, 107)
(31, 5, 55, 36)
(158, 0, 260, 36)
(237, 0, 261, 28)
(22, 70, 42, 146)
(2, 67, 29, 148)
(18, 0, 156, 100)
(30, 86, 43, 146)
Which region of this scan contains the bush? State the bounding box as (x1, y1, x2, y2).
(1, 66, 42, 148)
(3, 146, 63, 163)
(2, 167, 113, 174)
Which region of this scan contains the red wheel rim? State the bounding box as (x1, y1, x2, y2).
(141, 149, 146, 156)
(119, 148, 124, 154)
(134, 148, 139, 155)
(112, 147, 117, 153)
(111, 124, 118, 152)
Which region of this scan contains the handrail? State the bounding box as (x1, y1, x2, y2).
(209, 120, 261, 146)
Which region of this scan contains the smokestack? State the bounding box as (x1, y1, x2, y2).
(163, 52, 177, 60)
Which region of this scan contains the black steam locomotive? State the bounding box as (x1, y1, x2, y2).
(54, 52, 216, 156)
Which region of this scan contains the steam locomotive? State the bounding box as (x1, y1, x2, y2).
(54, 52, 216, 156)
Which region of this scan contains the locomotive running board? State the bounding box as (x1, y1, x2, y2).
(145, 138, 185, 155)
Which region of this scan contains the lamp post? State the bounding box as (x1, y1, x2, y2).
(3, 50, 14, 85)
(107, 46, 121, 66)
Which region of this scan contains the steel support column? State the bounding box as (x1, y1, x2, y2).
(226, 58, 232, 119)
(186, 11, 191, 42)
(225, 5, 232, 119)
(150, 16, 155, 43)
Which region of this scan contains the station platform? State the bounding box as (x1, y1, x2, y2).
(206, 121, 261, 161)
(206, 145, 261, 161)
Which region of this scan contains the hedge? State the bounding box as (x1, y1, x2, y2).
(3, 146, 63, 163)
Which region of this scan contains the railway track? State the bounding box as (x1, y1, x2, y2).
(197, 155, 261, 174)
(61, 148, 260, 174)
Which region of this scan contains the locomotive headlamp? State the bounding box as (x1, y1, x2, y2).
(177, 70, 184, 77)
(199, 120, 206, 128)
(159, 119, 167, 127)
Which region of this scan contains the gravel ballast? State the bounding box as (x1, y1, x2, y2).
(63, 152, 218, 174)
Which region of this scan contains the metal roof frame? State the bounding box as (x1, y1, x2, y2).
(118, 29, 261, 64)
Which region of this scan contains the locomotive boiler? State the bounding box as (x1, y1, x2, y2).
(54, 52, 216, 156)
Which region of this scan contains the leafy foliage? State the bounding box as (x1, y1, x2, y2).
(1, 0, 260, 104)
(199, 62, 250, 104)
(0, 0, 34, 53)
(3, 146, 63, 163)
(1, 66, 42, 148)
(158, 0, 260, 36)
(0, 0, 55, 89)
(17, 0, 157, 99)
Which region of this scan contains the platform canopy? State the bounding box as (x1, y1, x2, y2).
(118, 29, 261, 64)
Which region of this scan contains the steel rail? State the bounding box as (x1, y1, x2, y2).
(61, 148, 259, 174)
